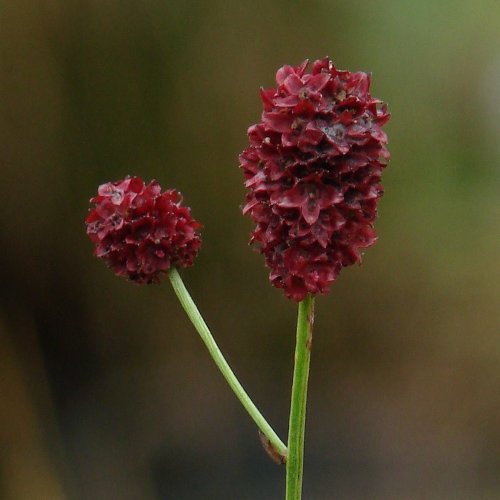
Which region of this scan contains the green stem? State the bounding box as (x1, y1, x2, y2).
(168, 267, 288, 460)
(285, 295, 315, 500)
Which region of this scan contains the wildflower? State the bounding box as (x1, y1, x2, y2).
(85, 176, 201, 283)
(240, 58, 390, 301)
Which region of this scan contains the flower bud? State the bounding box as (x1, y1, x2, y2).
(85, 176, 201, 283)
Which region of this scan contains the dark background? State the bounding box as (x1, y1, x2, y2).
(1, 1, 499, 499)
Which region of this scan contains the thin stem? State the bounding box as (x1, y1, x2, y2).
(285, 295, 315, 500)
(168, 267, 288, 460)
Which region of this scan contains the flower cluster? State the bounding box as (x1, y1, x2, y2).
(240, 58, 390, 301)
(85, 177, 201, 283)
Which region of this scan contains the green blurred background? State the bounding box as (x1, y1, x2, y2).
(1, 1, 499, 499)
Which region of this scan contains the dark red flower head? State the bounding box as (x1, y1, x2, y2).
(85, 177, 201, 283)
(239, 58, 390, 301)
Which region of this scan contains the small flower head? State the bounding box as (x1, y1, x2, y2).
(240, 58, 390, 301)
(85, 176, 201, 283)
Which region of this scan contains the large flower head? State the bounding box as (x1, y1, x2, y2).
(240, 58, 390, 301)
(85, 176, 201, 283)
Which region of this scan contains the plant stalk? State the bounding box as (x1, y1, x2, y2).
(285, 295, 315, 500)
(168, 267, 288, 460)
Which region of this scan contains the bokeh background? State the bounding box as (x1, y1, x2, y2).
(1, 1, 499, 499)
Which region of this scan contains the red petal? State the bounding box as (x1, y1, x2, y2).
(306, 72, 331, 92)
(301, 198, 321, 225)
(260, 87, 275, 110)
(283, 74, 304, 95)
(274, 95, 300, 107)
(275, 184, 306, 208)
(276, 65, 295, 85)
(295, 59, 309, 77)
(262, 112, 294, 133)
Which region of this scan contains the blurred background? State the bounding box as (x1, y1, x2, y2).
(1, 1, 499, 499)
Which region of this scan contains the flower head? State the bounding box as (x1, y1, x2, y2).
(240, 58, 390, 301)
(85, 176, 201, 283)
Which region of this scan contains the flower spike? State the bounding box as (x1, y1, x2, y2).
(240, 58, 390, 301)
